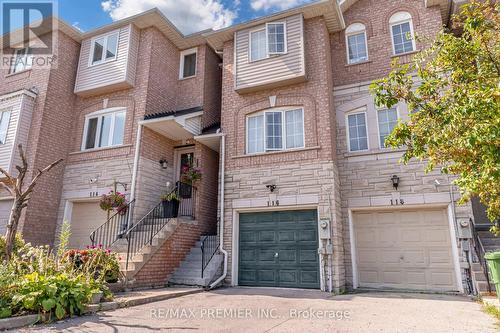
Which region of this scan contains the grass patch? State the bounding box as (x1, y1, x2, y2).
(482, 302, 500, 327)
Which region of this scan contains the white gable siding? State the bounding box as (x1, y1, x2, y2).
(74, 24, 138, 95)
(235, 14, 305, 92)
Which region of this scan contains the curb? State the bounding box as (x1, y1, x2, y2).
(0, 314, 40, 331)
(1, 288, 204, 331)
(84, 288, 204, 313)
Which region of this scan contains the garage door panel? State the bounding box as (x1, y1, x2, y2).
(430, 271, 454, 286)
(69, 202, 108, 249)
(279, 249, 297, 263)
(240, 231, 257, 243)
(354, 209, 457, 292)
(300, 270, 320, 285)
(259, 230, 276, 242)
(239, 210, 319, 289)
(278, 230, 295, 242)
(299, 249, 318, 264)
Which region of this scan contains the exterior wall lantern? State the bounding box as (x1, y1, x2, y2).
(391, 175, 400, 190)
(159, 159, 168, 169)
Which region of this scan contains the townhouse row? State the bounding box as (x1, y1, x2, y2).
(0, 0, 489, 293)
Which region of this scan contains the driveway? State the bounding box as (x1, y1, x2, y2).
(16, 288, 497, 333)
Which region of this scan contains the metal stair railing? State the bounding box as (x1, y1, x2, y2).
(201, 234, 219, 278)
(470, 218, 492, 293)
(89, 199, 135, 249)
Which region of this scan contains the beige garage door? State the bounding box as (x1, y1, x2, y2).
(69, 202, 108, 249)
(0, 200, 13, 235)
(353, 209, 457, 292)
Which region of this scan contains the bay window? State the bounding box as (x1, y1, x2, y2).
(82, 109, 126, 150)
(246, 108, 304, 154)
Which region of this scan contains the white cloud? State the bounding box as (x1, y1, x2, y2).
(101, 0, 236, 35)
(250, 0, 309, 11)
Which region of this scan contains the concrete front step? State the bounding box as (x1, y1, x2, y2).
(169, 277, 212, 286)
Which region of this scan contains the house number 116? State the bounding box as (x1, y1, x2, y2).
(390, 199, 405, 206)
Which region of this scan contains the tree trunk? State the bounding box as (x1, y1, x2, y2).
(4, 200, 23, 262)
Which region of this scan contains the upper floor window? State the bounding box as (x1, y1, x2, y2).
(347, 110, 368, 152)
(179, 48, 197, 79)
(377, 108, 398, 148)
(249, 22, 286, 62)
(82, 108, 126, 150)
(90, 31, 119, 66)
(246, 108, 304, 154)
(345, 23, 368, 64)
(10, 48, 32, 74)
(389, 12, 415, 55)
(0, 109, 11, 144)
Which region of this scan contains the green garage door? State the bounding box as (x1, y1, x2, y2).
(238, 210, 320, 289)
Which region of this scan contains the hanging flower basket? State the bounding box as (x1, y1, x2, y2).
(99, 191, 128, 215)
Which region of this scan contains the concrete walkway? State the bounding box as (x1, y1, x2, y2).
(15, 288, 498, 333)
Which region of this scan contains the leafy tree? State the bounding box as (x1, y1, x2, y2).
(370, 1, 499, 232)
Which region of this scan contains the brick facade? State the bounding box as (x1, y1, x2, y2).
(220, 17, 344, 291)
(331, 0, 443, 86)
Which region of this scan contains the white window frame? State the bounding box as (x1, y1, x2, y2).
(179, 47, 197, 79)
(376, 107, 400, 149)
(88, 30, 119, 67)
(248, 21, 287, 62)
(81, 107, 126, 151)
(345, 23, 369, 64)
(245, 107, 305, 155)
(266, 22, 287, 55)
(0, 109, 12, 144)
(389, 12, 416, 56)
(346, 109, 369, 153)
(10, 48, 32, 74)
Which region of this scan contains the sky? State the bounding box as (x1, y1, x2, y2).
(50, 0, 317, 35)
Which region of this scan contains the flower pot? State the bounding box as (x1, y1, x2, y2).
(178, 182, 192, 199)
(90, 292, 103, 304)
(162, 200, 179, 218)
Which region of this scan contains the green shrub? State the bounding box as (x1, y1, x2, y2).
(10, 272, 93, 320)
(0, 226, 116, 321)
(0, 234, 25, 262)
(64, 247, 121, 283)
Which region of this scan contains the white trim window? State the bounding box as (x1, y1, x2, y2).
(249, 22, 286, 62)
(0, 109, 11, 144)
(246, 108, 304, 154)
(345, 23, 368, 64)
(82, 108, 126, 150)
(377, 108, 398, 148)
(89, 31, 119, 66)
(389, 12, 415, 55)
(179, 47, 197, 79)
(10, 48, 32, 74)
(267, 23, 286, 54)
(347, 110, 368, 152)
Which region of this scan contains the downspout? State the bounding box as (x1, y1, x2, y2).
(128, 121, 143, 228)
(209, 133, 228, 289)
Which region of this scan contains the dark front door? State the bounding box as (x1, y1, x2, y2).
(238, 210, 320, 289)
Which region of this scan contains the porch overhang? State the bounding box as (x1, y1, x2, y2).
(194, 132, 223, 152)
(141, 107, 203, 141)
